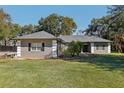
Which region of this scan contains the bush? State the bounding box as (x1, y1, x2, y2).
(67, 41, 82, 57)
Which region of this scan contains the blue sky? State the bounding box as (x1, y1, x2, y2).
(0, 5, 108, 33)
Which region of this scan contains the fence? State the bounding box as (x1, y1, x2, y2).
(0, 46, 17, 52)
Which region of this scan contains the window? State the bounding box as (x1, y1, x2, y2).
(30, 43, 45, 51)
(96, 45, 105, 50)
(31, 43, 38, 51)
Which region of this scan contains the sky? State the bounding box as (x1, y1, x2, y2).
(0, 5, 108, 34)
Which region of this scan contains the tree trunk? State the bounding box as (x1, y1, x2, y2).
(116, 43, 122, 53)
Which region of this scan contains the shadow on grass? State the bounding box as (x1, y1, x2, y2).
(61, 54, 124, 71)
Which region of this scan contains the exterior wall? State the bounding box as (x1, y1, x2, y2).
(57, 42, 68, 56)
(93, 42, 111, 54)
(17, 41, 21, 57)
(52, 42, 111, 56)
(19, 39, 110, 59)
(90, 43, 94, 53)
(20, 39, 53, 59)
(108, 43, 111, 53)
(57, 41, 62, 56)
(52, 40, 57, 58)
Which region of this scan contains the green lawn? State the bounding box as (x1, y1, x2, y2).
(0, 53, 124, 88)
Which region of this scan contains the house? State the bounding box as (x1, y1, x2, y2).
(14, 31, 111, 59)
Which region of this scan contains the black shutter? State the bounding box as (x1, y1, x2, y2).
(41, 43, 45, 51)
(28, 43, 31, 51)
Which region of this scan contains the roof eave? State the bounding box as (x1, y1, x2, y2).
(13, 38, 58, 40)
(63, 41, 112, 43)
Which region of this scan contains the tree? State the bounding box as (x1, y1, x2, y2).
(37, 13, 77, 36)
(107, 5, 124, 52)
(0, 8, 12, 46)
(10, 24, 22, 38)
(0, 8, 22, 46)
(84, 5, 124, 53)
(20, 24, 34, 35)
(84, 15, 112, 39)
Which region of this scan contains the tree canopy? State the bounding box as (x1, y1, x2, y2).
(37, 13, 77, 36)
(0, 8, 23, 46)
(0, 8, 12, 46)
(20, 24, 36, 35)
(84, 5, 124, 53)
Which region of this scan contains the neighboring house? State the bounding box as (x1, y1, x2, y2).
(14, 31, 111, 59)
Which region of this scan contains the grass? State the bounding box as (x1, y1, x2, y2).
(0, 53, 124, 87)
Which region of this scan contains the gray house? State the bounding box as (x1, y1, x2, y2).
(15, 31, 111, 59)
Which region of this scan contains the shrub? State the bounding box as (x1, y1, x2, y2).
(67, 41, 82, 57)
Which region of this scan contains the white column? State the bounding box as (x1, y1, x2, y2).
(108, 43, 111, 53)
(52, 40, 57, 58)
(91, 42, 94, 53)
(17, 40, 21, 57)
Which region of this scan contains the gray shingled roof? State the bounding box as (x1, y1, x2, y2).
(15, 31, 56, 39)
(15, 31, 111, 42)
(59, 35, 112, 43)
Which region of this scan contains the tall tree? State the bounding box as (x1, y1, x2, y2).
(107, 5, 124, 52)
(37, 13, 77, 36)
(84, 15, 111, 39)
(84, 5, 124, 52)
(0, 8, 12, 46)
